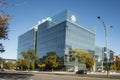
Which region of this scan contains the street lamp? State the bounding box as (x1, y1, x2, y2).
(97, 16, 112, 79)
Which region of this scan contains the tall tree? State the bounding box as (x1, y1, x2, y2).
(17, 58, 30, 70)
(115, 57, 120, 70)
(0, 0, 10, 53)
(44, 52, 59, 71)
(4, 61, 16, 69)
(0, 14, 9, 40)
(85, 55, 95, 69)
(69, 49, 95, 69)
(38, 63, 46, 71)
(21, 50, 40, 70)
(45, 54, 58, 71)
(17, 59, 23, 70)
(0, 0, 24, 53)
(110, 62, 116, 71)
(0, 13, 9, 53)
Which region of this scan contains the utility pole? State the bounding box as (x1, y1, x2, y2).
(97, 16, 112, 79)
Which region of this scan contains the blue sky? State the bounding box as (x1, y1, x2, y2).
(1, 0, 120, 59)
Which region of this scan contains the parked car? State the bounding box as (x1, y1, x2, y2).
(76, 70, 87, 74)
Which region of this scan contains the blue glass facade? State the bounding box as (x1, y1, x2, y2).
(95, 46, 103, 61)
(37, 21, 66, 57)
(65, 21, 95, 51)
(18, 10, 95, 59)
(17, 28, 36, 58)
(36, 10, 95, 58)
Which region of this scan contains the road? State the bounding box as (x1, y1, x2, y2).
(30, 74, 105, 80)
(0, 71, 120, 80)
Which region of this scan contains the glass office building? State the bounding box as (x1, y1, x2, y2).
(17, 28, 37, 58)
(17, 10, 96, 71)
(36, 10, 95, 58)
(95, 46, 115, 71)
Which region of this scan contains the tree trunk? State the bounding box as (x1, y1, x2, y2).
(52, 68, 54, 72)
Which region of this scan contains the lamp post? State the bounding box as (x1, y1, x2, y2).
(97, 16, 112, 79)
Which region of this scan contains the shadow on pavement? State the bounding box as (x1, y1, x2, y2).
(0, 72, 34, 80)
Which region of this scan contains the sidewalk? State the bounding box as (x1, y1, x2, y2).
(38, 71, 75, 75)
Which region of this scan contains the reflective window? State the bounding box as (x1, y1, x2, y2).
(17, 28, 35, 58)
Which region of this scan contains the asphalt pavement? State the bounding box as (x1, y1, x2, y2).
(0, 71, 120, 80)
